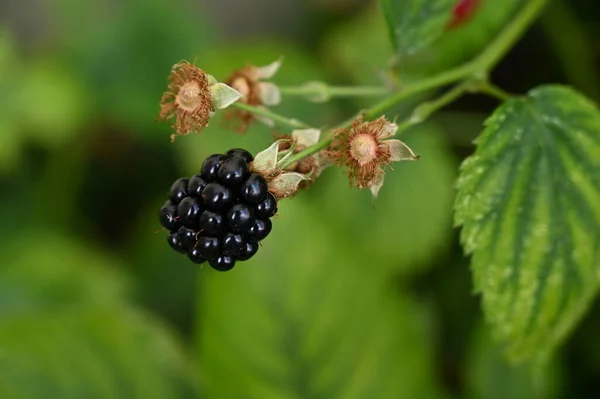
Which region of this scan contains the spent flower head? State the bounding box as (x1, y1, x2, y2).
(327, 116, 419, 198)
(277, 129, 329, 189)
(159, 60, 241, 141)
(225, 58, 282, 132)
(251, 139, 310, 199)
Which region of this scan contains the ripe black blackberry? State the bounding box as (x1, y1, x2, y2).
(158, 148, 276, 271)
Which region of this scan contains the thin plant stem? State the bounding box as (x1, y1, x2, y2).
(240, 0, 548, 169)
(279, 84, 388, 99)
(281, 0, 548, 166)
(395, 82, 472, 133)
(282, 82, 470, 168)
(475, 80, 513, 102)
(231, 102, 312, 130)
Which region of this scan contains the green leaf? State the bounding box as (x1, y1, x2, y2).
(0, 232, 198, 398)
(455, 85, 600, 362)
(196, 200, 446, 399)
(465, 324, 563, 399)
(400, 0, 523, 78)
(380, 0, 456, 57)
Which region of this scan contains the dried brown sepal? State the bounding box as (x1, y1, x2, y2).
(275, 129, 327, 190)
(267, 172, 309, 199)
(224, 66, 262, 133)
(223, 60, 282, 133)
(326, 116, 418, 198)
(159, 61, 213, 141)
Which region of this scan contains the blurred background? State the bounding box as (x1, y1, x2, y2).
(0, 0, 599, 397)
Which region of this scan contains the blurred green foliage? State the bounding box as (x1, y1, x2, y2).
(0, 0, 599, 398)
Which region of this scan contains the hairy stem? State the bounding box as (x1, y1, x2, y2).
(280, 83, 388, 100)
(475, 80, 513, 101)
(395, 82, 471, 133)
(339, 63, 473, 128)
(281, 0, 548, 167)
(231, 102, 312, 130)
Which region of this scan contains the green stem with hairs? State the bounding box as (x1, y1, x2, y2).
(395, 81, 472, 134)
(231, 102, 313, 130)
(475, 80, 513, 102)
(280, 84, 388, 100)
(280, 0, 548, 168)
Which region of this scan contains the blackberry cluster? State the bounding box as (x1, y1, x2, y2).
(159, 148, 278, 271)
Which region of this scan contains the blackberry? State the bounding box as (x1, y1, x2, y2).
(226, 148, 254, 164)
(159, 148, 279, 270)
(199, 211, 225, 236)
(218, 157, 250, 188)
(177, 197, 202, 229)
(177, 227, 198, 250)
(202, 183, 233, 211)
(201, 154, 226, 181)
(196, 236, 221, 259)
(167, 232, 186, 253)
(222, 232, 245, 256)
(187, 248, 207, 264)
(248, 218, 272, 241)
(159, 200, 180, 232)
(209, 255, 236, 272)
(255, 192, 277, 219)
(240, 173, 268, 204)
(237, 239, 259, 261)
(188, 175, 208, 197)
(226, 204, 255, 233)
(169, 178, 189, 204)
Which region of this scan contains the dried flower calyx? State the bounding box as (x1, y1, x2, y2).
(225, 58, 282, 132)
(277, 129, 329, 188)
(251, 139, 310, 199)
(327, 116, 419, 198)
(159, 60, 242, 141)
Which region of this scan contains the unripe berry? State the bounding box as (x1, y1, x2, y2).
(447, 0, 480, 29)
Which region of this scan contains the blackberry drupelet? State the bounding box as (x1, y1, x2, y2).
(255, 192, 277, 219)
(169, 178, 189, 204)
(240, 173, 268, 204)
(159, 148, 278, 271)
